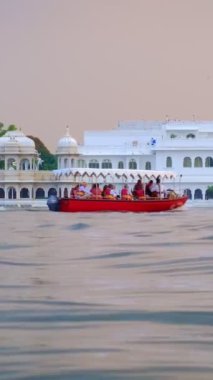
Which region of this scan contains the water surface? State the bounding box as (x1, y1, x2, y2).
(0, 205, 212, 379)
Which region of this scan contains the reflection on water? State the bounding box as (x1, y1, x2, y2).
(0, 205, 213, 380)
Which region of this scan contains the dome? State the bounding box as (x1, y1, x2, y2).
(56, 126, 78, 154)
(0, 130, 36, 154)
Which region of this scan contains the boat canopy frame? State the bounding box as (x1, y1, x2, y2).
(53, 168, 176, 182)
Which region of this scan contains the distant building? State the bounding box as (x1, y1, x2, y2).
(1, 121, 213, 201)
(0, 130, 56, 200)
(56, 121, 213, 200)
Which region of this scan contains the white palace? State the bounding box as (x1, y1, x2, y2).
(1, 120, 213, 202)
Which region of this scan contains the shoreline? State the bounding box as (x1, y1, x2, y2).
(0, 200, 48, 209)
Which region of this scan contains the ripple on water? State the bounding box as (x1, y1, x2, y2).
(0, 208, 213, 380)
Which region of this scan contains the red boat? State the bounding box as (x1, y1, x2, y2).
(47, 168, 187, 212)
(55, 195, 188, 213)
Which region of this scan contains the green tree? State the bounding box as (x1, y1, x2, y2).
(206, 185, 213, 200)
(8, 124, 17, 131)
(0, 122, 17, 137)
(28, 136, 57, 171)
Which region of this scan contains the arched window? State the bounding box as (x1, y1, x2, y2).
(205, 157, 213, 167)
(118, 161, 124, 169)
(20, 159, 30, 170)
(0, 188, 5, 198)
(194, 157, 203, 167)
(35, 188, 45, 199)
(8, 187, 16, 199)
(145, 161, 151, 170)
(48, 188, 57, 197)
(64, 158, 69, 168)
(184, 188, 192, 199)
(166, 157, 172, 168)
(129, 159, 137, 169)
(186, 133, 195, 139)
(20, 188, 30, 198)
(183, 157, 192, 167)
(89, 160, 99, 168)
(194, 189, 203, 200)
(102, 160, 112, 169)
(7, 158, 17, 170)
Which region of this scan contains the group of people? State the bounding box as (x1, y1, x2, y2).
(133, 177, 167, 199)
(69, 176, 168, 200)
(70, 182, 119, 200)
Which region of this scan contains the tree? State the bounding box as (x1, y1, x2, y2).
(0, 122, 17, 137)
(206, 185, 213, 200)
(27, 135, 57, 171)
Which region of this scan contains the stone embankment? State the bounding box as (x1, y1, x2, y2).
(0, 200, 48, 209)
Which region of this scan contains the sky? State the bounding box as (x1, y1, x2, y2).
(1, 0, 213, 152)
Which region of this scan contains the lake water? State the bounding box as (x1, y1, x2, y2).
(0, 204, 212, 380)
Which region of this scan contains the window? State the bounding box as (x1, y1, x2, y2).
(20, 188, 30, 198)
(20, 159, 30, 170)
(145, 161, 151, 170)
(7, 158, 16, 170)
(184, 188, 192, 199)
(102, 160, 112, 169)
(118, 161, 124, 169)
(183, 157, 192, 167)
(78, 159, 86, 168)
(170, 134, 177, 139)
(8, 187, 16, 199)
(0, 188, 5, 198)
(194, 189, 203, 200)
(186, 133, 195, 139)
(129, 159, 137, 169)
(89, 160, 99, 168)
(48, 188, 57, 197)
(205, 156, 213, 167)
(194, 157, 202, 167)
(71, 159, 75, 167)
(166, 157, 172, 168)
(35, 188, 45, 199)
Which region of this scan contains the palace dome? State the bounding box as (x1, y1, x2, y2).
(0, 130, 36, 154)
(56, 127, 78, 154)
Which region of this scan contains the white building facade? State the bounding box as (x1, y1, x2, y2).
(1, 121, 213, 202)
(56, 121, 213, 200)
(0, 130, 57, 201)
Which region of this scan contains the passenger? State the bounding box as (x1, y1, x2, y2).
(110, 184, 118, 198)
(150, 177, 166, 198)
(104, 184, 117, 199)
(121, 184, 133, 200)
(145, 180, 153, 197)
(70, 184, 80, 198)
(102, 184, 109, 198)
(133, 179, 145, 199)
(79, 181, 91, 197)
(90, 183, 102, 199)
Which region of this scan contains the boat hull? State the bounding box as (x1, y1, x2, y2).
(56, 196, 188, 213)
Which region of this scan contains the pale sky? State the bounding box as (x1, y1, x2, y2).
(1, 0, 213, 152)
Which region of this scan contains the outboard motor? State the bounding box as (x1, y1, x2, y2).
(47, 195, 59, 211)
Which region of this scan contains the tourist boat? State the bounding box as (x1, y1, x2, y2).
(47, 168, 188, 213)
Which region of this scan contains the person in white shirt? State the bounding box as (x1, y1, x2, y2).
(79, 182, 91, 195)
(150, 177, 166, 198)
